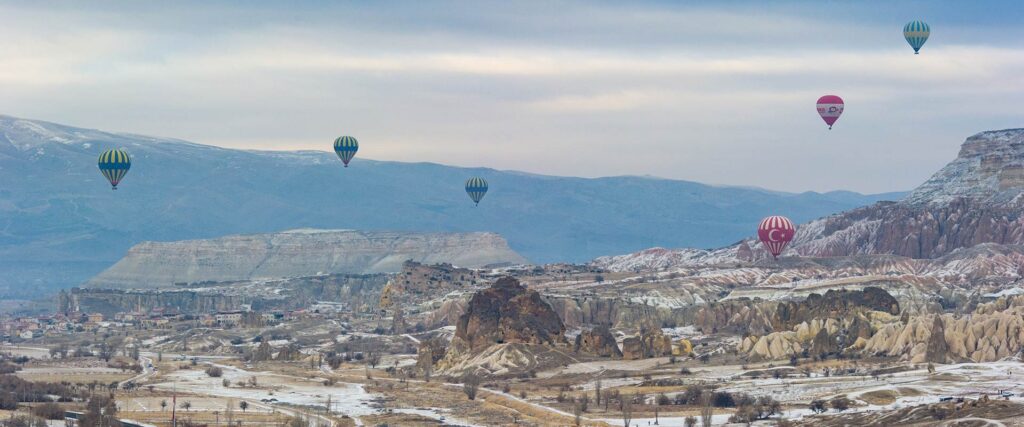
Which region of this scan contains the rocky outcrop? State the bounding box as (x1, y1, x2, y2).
(379, 261, 483, 309)
(924, 315, 950, 363)
(434, 277, 574, 376)
(790, 129, 1024, 260)
(740, 332, 802, 361)
(621, 327, 673, 360)
(454, 277, 567, 351)
(692, 301, 775, 336)
(595, 129, 1024, 268)
(694, 287, 899, 337)
(71, 273, 388, 316)
(87, 229, 527, 289)
(622, 336, 644, 360)
(774, 287, 900, 329)
(574, 325, 622, 358)
(734, 288, 900, 360)
(416, 338, 447, 375)
(863, 299, 1024, 363)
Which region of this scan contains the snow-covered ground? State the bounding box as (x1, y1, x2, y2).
(154, 363, 379, 418)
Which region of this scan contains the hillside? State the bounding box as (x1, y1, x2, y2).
(0, 115, 900, 296)
(85, 229, 525, 289)
(596, 128, 1024, 268)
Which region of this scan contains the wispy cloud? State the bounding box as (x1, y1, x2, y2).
(0, 1, 1021, 193)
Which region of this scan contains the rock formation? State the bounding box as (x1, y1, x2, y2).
(379, 261, 483, 309)
(862, 297, 1024, 363)
(71, 273, 388, 316)
(734, 288, 901, 360)
(621, 327, 673, 360)
(416, 338, 447, 375)
(574, 325, 622, 358)
(789, 129, 1024, 260)
(454, 277, 566, 351)
(87, 229, 527, 289)
(434, 277, 574, 376)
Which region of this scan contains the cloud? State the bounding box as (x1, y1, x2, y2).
(0, 2, 1022, 193)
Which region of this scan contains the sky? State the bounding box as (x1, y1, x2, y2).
(1, 1, 1022, 193)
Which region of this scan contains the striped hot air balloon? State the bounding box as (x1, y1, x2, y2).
(465, 177, 488, 206)
(333, 136, 359, 167)
(757, 216, 795, 259)
(98, 149, 131, 190)
(816, 95, 844, 130)
(904, 20, 930, 54)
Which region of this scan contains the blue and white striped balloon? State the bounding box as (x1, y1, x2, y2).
(904, 20, 930, 54)
(465, 177, 488, 205)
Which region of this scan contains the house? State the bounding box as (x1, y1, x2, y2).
(215, 311, 243, 324)
(87, 313, 104, 323)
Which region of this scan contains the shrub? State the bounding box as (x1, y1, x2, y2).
(32, 402, 64, 420)
(205, 366, 224, 377)
(830, 396, 852, 411)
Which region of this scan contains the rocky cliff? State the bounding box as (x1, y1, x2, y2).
(72, 273, 388, 316)
(595, 129, 1024, 266)
(790, 129, 1024, 259)
(87, 229, 527, 289)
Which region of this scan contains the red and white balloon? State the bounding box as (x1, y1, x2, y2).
(758, 216, 795, 259)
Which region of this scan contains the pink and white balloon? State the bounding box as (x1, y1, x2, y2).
(816, 95, 844, 130)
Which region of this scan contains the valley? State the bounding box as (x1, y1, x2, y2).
(3, 128, 1024, 426)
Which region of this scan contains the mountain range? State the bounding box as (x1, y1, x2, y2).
(0, 115, 902, 297)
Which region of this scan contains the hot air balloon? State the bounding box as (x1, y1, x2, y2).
(904, 20, 930, 54)
(98, 149, 131, 190)
(333, 136, 358, 167)
(816, 95, 844, 129)
(758, 215, 795, 259)
(465, 177, 488, 206)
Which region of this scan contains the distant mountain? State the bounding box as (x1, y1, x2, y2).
(595, 128, 1024, 269)
(0, 115, 903, 297)
(87, 229, 526, 289)
(790, 128, 1024, 259)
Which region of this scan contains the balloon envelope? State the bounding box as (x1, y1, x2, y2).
(816, 95, 844, 129)
(333, 136, 359, 167)
(904, 20, 930, 54)
(98, 149, 131, 190)
(465, 177, 488, 205)
(757, 215, 795, 258)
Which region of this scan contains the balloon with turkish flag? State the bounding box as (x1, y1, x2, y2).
(758, 216, 795, 259)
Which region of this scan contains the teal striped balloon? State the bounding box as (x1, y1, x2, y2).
(465, 177, 488, 205)
(333, 136, 359, 167)
(904, 20, 930, 54)
(98, 149, 131, 190)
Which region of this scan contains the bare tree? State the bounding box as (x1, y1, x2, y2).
(225, 399, 235, 427)
(367, 353, 381, 368)
(700, 393, 713, 427)
(621, 393, 632, 427)
(595, 380, 602, 406)
(573, 401, 582, 426)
